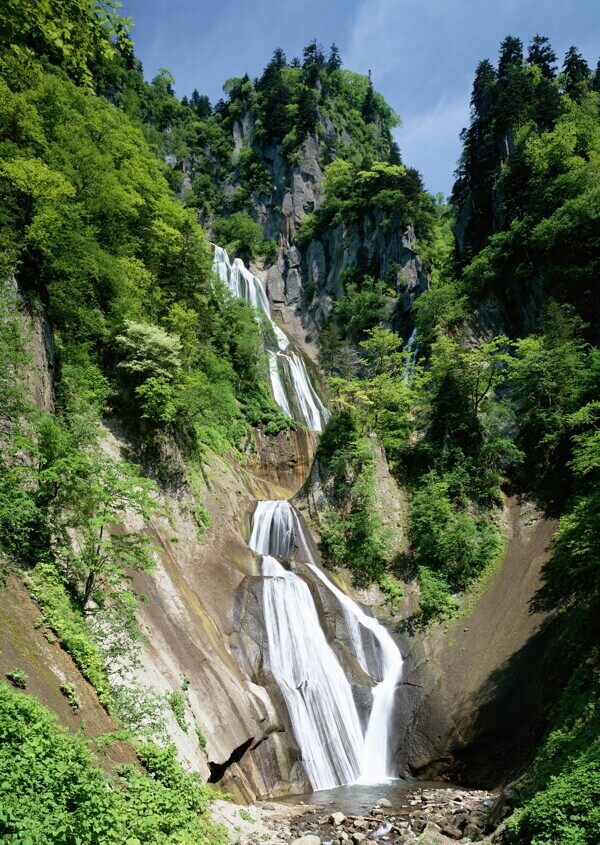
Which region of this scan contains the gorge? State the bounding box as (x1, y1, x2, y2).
(0, 5, 598, 845)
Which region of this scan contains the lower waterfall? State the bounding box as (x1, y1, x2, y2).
(248, 500, 403, 790)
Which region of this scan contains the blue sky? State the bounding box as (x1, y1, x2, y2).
(122, 0, 599, 196)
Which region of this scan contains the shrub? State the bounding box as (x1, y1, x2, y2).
(59, 681, 80, 711)
(168, 689, 188, 732)
(5, 669, 27, 689)
(0, 682, 227, 844)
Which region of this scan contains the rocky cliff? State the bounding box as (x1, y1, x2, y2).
(242, 130, 430, 357)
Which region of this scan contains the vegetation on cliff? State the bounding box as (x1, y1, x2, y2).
(0, 0, 599, 840)
(316, 32, 600, 841)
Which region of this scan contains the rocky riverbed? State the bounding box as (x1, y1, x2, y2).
(213, 786, 501, 845)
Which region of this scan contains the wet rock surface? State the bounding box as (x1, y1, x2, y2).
(278, 787, 495, 845)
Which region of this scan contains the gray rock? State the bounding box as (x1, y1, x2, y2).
(377, 798, 392, 808)
(331, 813, 346, 826)
(292, 837, 321, 845)
(442, 825, 463, 840)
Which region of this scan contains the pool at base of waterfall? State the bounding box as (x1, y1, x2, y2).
(276, 780, 440, 815)
(271, 780, 496, 844)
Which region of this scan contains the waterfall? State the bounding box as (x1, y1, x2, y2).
(249, 500, 403, 790)
(249, 502, 364, 789)
(212, 245, 328, 432)
(404, 327, 418, 382)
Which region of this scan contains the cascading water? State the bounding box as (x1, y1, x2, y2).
(249, 500, 403, 790)
(404, 327, 419, 382)
(212, 245, 328, 432)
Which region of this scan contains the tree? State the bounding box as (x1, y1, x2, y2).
(35, 415, 159, 609)
(359, 327, 403, 376)
(362, 75, 378, 123)
(0, 0, 130, 87)
(116, 321, 183, 424)
(302, 39, 325, 85)
(297, 85, 319, 135)
(498, 35, 524, 82)
(327, 43, 342, 72)
(562, 46, 590, 98)
(190, 89, 211, 117)
(593, 59, 600, 92)
(527, 35, 557, 79)
(470, 59, 497, 119)
(257, 48, 289, 136)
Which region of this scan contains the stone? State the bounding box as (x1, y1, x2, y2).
(377, 798, 392, 808)
(331, 813, 346, 826)
(292, 837, 321, 845)
(353, 819, 369, 831)
(464, 823, 482, 837)
(442, 825, 463, 840)
(351, 834, 366, 844)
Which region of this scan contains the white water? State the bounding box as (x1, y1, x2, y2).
(249, 500, 403, 789)
(212, 245, 328, 432)
(404, 327, 418, 382)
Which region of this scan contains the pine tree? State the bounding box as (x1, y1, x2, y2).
(302, 39, 325, 85)
(593, 59, 600, 92)
(257, 48, 289, 136)
(498, 35, 523, 82)
(297, 85, 319, 135)
(327, 43, 342, 72)
(527, 35, 557, 79)
(562, 46, 590, 98)
(362, 73, 377, 123)
(190, 89, 211, 118)
(470, 59, 497, 120)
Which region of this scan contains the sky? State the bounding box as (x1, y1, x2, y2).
(122, 0, 599, 196)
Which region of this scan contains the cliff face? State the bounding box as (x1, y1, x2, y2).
(232, 127, 429, 357)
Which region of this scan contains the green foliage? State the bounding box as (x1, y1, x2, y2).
(5, 669, 27, 689)
(110, 681, 167, 741)
(0, 682, 227, 844)
(312, 158, 436, 244)
(0, 0, 130, 87)
(505, 668, 600, 845)
(334, 276, 393, 343)
(410, 471, 503, 595)
(416, 567, 459, 623)
(28, 562, 112, 707)
(213, 212, 276, 264)
(59, 681, 80, 711)
(168, 690, 188, 732)
(196, 724, 207, 750)
(318, 417, 390, 585)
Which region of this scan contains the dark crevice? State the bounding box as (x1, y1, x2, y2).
(208, 737, 254, 783)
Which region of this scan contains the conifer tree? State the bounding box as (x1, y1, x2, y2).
(362, 74, 378, 123)
(562, 46, 590, 98)
(327, 43, 342, 72)
(498, 35, 523, 82)
(527, 35, 557, 78)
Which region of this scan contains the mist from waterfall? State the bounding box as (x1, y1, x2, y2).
(212, 245, 328, 432)
(249, 500, 403, 790)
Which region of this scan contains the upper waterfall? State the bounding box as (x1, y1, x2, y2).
(212, 245, 328, 432)
(248, 500, 403, 790)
